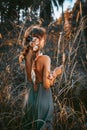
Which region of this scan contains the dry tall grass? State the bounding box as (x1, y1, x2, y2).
(0, 16, 87, 130)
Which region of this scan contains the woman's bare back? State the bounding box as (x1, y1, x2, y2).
(34, 55, 51, 83)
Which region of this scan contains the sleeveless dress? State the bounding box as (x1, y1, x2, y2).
(22, 82, 54, 130)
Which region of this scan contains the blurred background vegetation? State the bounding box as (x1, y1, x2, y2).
(0, 0, 87, 130)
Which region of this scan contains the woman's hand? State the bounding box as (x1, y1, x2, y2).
(47, 65, 64, 86)
(48, 65, 64, 79)
(54, 65, 64, 77)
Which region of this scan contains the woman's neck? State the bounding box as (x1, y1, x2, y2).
(36, 51, 41, 57)
(35, 51, 42, 61)
(26, 48, 42, 61)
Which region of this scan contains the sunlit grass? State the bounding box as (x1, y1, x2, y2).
(0, 14, 87, 130)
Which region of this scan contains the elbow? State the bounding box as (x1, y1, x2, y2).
(43, 81, 51, 89)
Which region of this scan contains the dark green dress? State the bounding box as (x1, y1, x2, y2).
(22, 82, 54, 130)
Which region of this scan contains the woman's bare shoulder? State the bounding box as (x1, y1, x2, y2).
(39, 55, 51, 61)
(38, 55, 51, 66)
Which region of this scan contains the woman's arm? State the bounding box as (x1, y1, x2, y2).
(43, 56, 51, 88)
(43, 56, 63, 89)
(48, 65, 64, 86)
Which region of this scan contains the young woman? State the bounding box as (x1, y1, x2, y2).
(19, 25, 63, 130)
